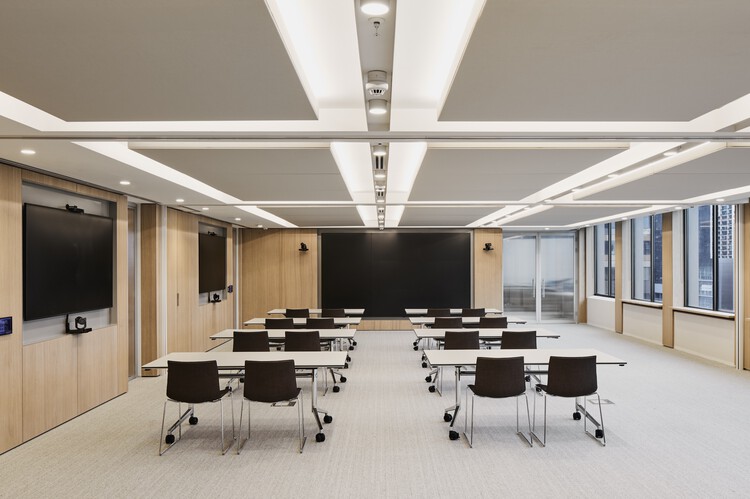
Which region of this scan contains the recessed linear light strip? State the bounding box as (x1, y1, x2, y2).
(74, 142, 296, 227)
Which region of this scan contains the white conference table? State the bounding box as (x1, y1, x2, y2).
(413, 327, 559, 341)
(423, 348, 627, 440)
(143, 351, 347, 443)
(409, 316, 526, 326)
(405, 308, 502, 315)
(244, 317, 361, 327)
(268, 308, 365, 316)
(211, 328, 356, 342)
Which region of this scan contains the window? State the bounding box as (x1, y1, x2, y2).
(631, 214, 662, 302)
(595, 223, 616, 297)
(685, 205, 734, 312)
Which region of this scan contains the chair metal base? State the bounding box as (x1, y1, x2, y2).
(237, 393, 306, 454)
(463, 389, 532, 448)
(531, 392, 606, 447)
(159, 394, 235, 456)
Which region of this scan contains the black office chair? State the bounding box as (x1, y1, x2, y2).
(284, 308, 310, 318)
(427, 308, 451, 317)
(160, 360, 234, 455)
(461, 308, 486, 317)
(465, 356, 532, 447)
(532, 355, 605, 446)
(477, 316, 508, 328)
(305, 317, 335, 330)
(265, 318, 295, 329)
(432, 317, 463, 329)
(237, 359, 306, 454)
(233, 330, 270, 352)
(284, 330, 343, 397)
(500, 330, 537, 350)
(321, 308, 345, 317)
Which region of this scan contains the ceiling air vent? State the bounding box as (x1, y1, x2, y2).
(374, 156, 385, 170)
(366, 70, 389, 97)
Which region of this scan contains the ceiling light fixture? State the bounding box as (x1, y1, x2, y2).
(374, 173, 386, 180)
(21, 149, 36, 155)
(234, 218, 241, 221)
(119, 180, 131, 186)
(175, 198, 185, 203)
(366, 71, 389, 97)
(202, 207, 209, 211)
(360, 0, 389, 15)
(716, 198, 725, 202)
(372, 144, 387, 156)
(368, 99, 388, 115)
(376, 199, 385, 204)
(663, 150, 679, 157)
(571, 188, 582, 192)
(607, 174, 619, 179)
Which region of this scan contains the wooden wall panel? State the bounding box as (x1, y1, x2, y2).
(614, 222, 623, 333)
(359, 319, 412, 331)
(577, 228, 587, 323)
(474, 229, 503, 310)
(77, 326, 119, 413)
(0, 165, 23, 452)
(140, 204, 161, 375)
(115, 195, 129, 393)
(240, 229, 318, 323)
(662, 213, 674, 348)
(22, 336, 78, 440)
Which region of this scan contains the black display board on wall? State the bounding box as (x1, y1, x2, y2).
(321, 232, 471, 317)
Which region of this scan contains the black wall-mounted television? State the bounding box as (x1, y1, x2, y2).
(23, 203, 114, 321)
(321, 232, 471, 317)
(199, 233, 226, 293)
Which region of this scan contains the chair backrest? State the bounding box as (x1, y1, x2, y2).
(444, 330, 480, 350)
(477, 316, 508, 329)
(284, 308, 310, 318)
(265, 318, 295, 329)
(305, 317, 335, 329)
(284, 330, 321, 352)
(243, 359, 299, 403)
(427, 308, 450, 317)
(472, 356, 526, 398)
(321, 308, 345, 317)
(546, 356, 598, 397)
(166, 360, 222, 404)
(233, 330, 270, 352)
(461, 307, 486, 317)
(500, 330, 537, 350)
(433, 317, 463, 329)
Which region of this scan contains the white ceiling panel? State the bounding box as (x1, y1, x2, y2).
(133, 148, 352, 202)
(409, 149, 621, 201)
(503, 206, 646, 227)
(265, 207, 363, 227)
(440, 0, 750, 121)
(583, 149, 750, 201)
(400, 206, 498, 226)
(0, 0, 315, 121)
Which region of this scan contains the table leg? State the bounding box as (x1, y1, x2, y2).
(311, 368, 332, 442)
(445, 367, 462, 440)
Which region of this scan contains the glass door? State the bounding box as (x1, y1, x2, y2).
(503, 232, 576, 323)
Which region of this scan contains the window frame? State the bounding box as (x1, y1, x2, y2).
(630, 214, 662, 303)
(594, 222, 616, 298)
(683, 204, 734, 312)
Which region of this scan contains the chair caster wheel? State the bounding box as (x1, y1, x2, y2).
(340, 376, 347, 383)
(413, 346, 418, 351)
(422, 362, 428, 368)
(165, 434, 176, 444)
(349, 346, 354, 351)
(239, 378, 245, 384)
(189, 416, 198, 425)
(524, 375, 531, 382)
(595, 429, 604, 439)
(323, 415, 333, 424)
(413, 341, 418, 346)
(352, 341, 357, 346)
(344, 363, 349, 369)
(316, 433, 326, 443)
(346, 356, 351, 362)
(425, 376, 432, 382)
(449, 430, 459, 441)
(536, 386, 542, 393)
(428, 386, 436, 393)
(573, 412, 581, 420)
(332, 386, 340, 393)
(443, 413, 452, 422)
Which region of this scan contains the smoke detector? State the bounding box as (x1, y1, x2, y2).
(366, 70, 389, 97)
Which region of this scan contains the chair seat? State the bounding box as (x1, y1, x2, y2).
(248, 387, 301, 404)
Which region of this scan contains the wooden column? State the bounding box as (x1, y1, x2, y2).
(140, 204, 162, 376)
(474, 228, 503, 310)
(577, 228, 587, 323)
(743, 205, 750, 369)
(662, 212, 674, 348)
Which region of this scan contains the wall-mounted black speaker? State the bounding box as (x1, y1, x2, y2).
(483, 242, 494, 251)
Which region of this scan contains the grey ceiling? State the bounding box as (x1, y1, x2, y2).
(0, 0, 315, 121)
(134, 149, 352, 202)
(409, 149, 621, 201)
(440, 0, 750, 121)
(400, 207, 499, 226)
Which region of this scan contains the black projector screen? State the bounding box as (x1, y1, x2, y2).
(198, 233, 227, 293)
(321, 232, 471, 317)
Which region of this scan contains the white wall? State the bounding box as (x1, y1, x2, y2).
(674, 311, 735, 366)
(623, 302, 662, 345)
(587, 295, 615, 331)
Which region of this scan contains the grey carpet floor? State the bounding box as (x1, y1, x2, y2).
(2, 324, 750, 498)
